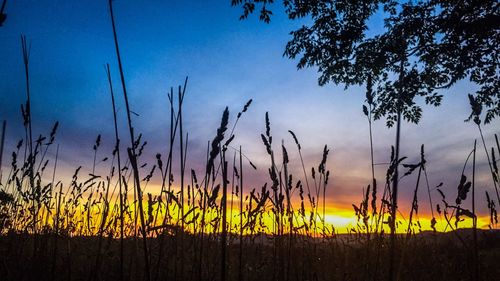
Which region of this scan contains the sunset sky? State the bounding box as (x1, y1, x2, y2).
(1, 0, 498, 228)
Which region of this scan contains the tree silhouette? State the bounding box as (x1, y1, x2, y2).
(427, 0, 499, 124)
(231, 0, 499, 122)
(232, 1, 499, 280)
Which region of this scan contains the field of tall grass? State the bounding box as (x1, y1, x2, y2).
(1, 55, 499, 280)
(1, 1, 500, 281)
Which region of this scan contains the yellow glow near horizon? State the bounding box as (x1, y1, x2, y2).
(45, 200, 496, 236)
(14, 180, 496, 237)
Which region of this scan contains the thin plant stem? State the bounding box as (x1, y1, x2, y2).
(105, 63, 125, 281)
(108, 1, 150, 280)
(472, 139, 478, 281)
(478, 124, 500, 204)
(0, 120, 5, 178)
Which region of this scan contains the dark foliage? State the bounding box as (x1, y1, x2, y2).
(232, 0, 500, 125)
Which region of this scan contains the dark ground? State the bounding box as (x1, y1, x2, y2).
(0, 229, 499, 281)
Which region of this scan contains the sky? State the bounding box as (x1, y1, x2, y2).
(0, 0, 499, 228)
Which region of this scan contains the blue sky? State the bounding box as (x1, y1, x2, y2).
(0, 0, 498, 219)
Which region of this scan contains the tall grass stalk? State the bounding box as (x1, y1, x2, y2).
(389, 39, 407, 281)
(105, 63, 125, 281)
(406, 145, 424, 236)
(363, 74, 378, 233)
(282, 141, 292, 281)
(472, 139, 478, 281)
(108, 1, 150, 280)
(178, 82, 187, 279)
(220, 149, 228, 281)
(477, 124, 500, 205)
(238, 146, 244, 281)
(21, 35, 36, 235)
(50, 144, 60, 281)
(153, 85, 183, 281)
(0, 120, 5, 178)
